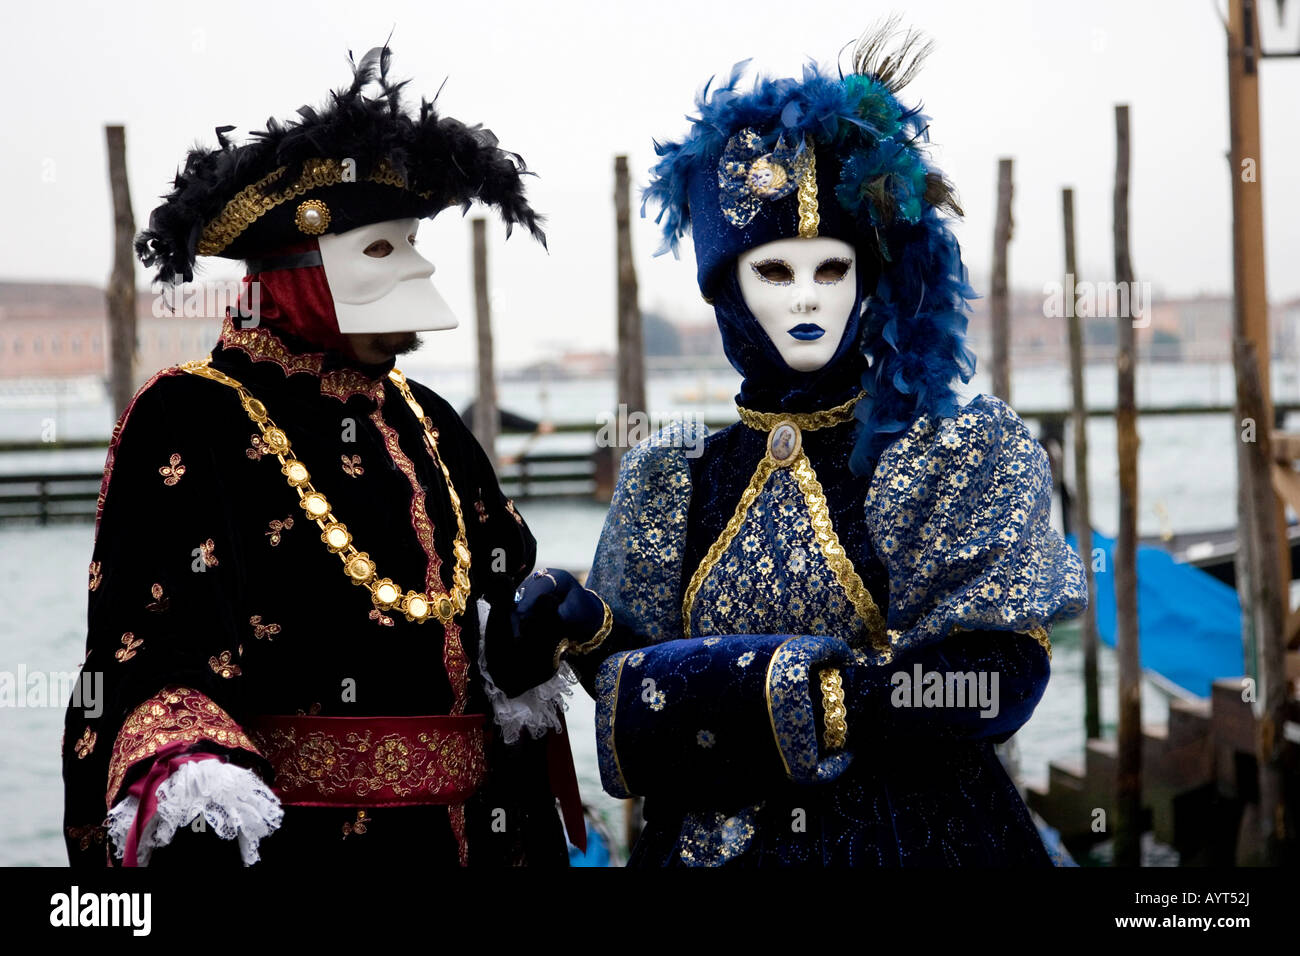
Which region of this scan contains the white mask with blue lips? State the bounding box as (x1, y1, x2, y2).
(317, 217, 459, 334)
(735, 236, 858, 373)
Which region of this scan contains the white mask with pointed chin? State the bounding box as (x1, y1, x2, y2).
(317, 217, 459, 334)
(735, 236, 858, 373)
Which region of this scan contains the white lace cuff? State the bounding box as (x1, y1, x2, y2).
(477, 596, 575, 744)
(106, 758, 284, 867)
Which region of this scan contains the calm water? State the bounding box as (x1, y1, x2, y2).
(1, 359, 1257, 865)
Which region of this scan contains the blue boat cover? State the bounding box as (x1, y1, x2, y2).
(1069, 531, 1245, 698)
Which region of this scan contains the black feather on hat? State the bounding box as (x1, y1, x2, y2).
(136, 46, 546, 284)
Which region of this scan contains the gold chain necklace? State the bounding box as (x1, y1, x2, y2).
(180, 359, 470, 625)
(735, 390, 865, 432)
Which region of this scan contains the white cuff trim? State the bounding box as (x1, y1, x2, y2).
(106, 758, 283, 867)
(477, 596, 575, 744)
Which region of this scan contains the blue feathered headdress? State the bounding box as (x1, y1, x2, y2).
(643, 23, 978, 474)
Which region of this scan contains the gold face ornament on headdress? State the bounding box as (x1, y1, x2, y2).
(717, 128, 820, 238)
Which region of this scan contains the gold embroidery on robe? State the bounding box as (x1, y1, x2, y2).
(105, 686, 260, 807)
(683, 448, 887, 653)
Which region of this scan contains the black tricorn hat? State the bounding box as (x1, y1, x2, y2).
(136, 46, 546, 284)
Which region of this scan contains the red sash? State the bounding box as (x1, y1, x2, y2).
(248, 714, 488, 807)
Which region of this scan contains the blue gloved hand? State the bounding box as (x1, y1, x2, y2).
(514, 568, 607, 646)
(484, 569, 608, 698)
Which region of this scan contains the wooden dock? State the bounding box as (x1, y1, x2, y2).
(1028, 677, 1299, 864)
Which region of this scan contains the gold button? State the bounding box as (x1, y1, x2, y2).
(301, 493, 329, 518)
(264, 428, 290, 454)
(407, 595, 429, 621)
(346, 554, 374, 583)
(323, 525, 350, 551)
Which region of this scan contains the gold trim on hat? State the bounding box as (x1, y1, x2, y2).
(796, 149, 820, 239)
(196, 158, 436, 257)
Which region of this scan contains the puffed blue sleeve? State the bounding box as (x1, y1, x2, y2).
(570, 420, 704, 697)
(592, 633, 853, 800)
(865, 394, 1087, 657)
(847, 393, 1079, 749)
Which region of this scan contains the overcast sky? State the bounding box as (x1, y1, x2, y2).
(3, 0, 1299, 368)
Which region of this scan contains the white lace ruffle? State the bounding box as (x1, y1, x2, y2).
(477, 596, 575, 744)
(106, 758, 284, 867)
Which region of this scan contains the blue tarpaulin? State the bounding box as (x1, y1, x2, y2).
(1068, 531, 1244, 699)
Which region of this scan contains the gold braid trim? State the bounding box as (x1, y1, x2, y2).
(790, 453, 889, 653)
(197, 158, 436, 257)
(555, 595, 615, 671)
(819, 667, 847, 750)
(682, 453, 781, 636)
(681, 447, 887, 650)
(736, 391, 864, 432)
(1027, 625, 1052, 659)
(568, 596, 614, 656)
(796, 148, 820, 239)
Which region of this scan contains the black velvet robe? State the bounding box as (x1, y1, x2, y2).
(61, 318, 567, 867)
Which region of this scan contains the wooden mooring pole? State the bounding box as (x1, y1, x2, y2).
(1226, 0, 1293, 863)
(105, 125, 136, 419)
(471, 218, 499, 471)
(1063, 187, 1102, 742)
(1112, 104, 1142, 867)
(613, 155, 646, 463)
(990, 158, 1014, 405)
(1234, 338, 1291, 864)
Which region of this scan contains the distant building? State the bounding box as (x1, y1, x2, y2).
(0, 282, 225, 386)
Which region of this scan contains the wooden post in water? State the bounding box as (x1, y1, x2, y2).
(1112, 104, 1142, 868)
(105, 125, 137, 419)
(1063, 187, 1102, 742)
(614, 154, 646, 451)
(471, 218, 499, 470)
(1234, 338, 1290, 865)
(1226, 0, 1291, 668)
(990, 158, 1014, 405)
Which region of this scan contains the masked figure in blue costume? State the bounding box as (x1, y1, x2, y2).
(569, 26, 1089, 866)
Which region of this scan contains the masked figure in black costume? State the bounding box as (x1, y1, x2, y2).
(61, 47, 610, 868)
